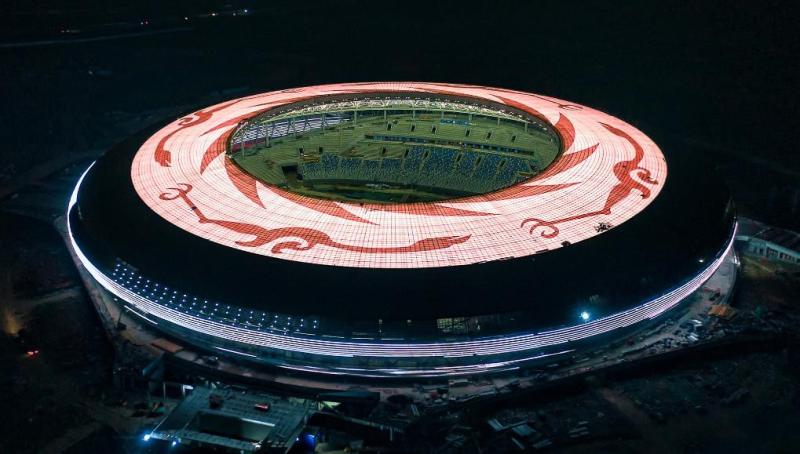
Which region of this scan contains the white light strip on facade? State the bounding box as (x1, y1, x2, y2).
(69, 163, 735, 359)
(215, 346, 259, 358)
(124, 305, 159, 325)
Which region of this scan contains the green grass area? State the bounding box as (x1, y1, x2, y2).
(231, 111, 560, 203)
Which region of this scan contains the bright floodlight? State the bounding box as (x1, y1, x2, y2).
(580, 311, 591, 321)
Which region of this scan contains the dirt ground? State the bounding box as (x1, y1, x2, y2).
(0, 214, 162, 453)
(446, 253, 800, 454)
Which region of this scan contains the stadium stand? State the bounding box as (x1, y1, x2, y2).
(228, 101, 560, 202)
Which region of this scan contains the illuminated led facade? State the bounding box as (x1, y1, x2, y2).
(131, 82, 667, 268)
(68, 83, 736, 377)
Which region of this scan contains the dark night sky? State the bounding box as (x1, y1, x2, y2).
(1, 0, 798, 227)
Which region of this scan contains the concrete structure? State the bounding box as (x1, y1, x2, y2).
(737, 218, 800, 265)
(147, 387, 312, 452)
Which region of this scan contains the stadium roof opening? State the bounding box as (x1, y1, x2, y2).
(228, 96, 562, 204)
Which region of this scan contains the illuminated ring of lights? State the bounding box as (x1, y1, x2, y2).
(130, 82, 668, 269)
(68, 165, 734, 370)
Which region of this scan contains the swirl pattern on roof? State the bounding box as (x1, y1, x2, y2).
(131, 82, 667, 268)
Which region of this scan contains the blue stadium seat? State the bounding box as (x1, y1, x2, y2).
(298, 145, 532, 194)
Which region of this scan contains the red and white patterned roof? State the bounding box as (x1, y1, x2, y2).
(131, 82, 667, 268)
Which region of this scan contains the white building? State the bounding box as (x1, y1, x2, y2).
(736, 218, 800, 265)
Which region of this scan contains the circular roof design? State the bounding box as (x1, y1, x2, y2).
(131, 82, 667, 269)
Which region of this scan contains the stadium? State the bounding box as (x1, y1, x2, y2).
(66, 82, 736, 378)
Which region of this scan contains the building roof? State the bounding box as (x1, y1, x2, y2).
(150, 387, 311, 452)
(757, 227, 800, 252)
